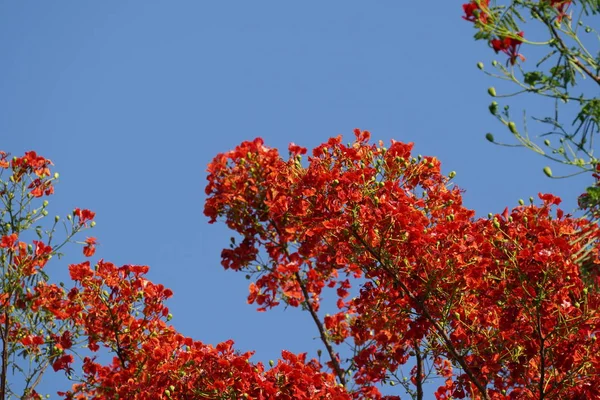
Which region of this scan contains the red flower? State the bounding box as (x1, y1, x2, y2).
(490, 31, 525, 65)
(52, 354, 74, 372)
(83, 237, 97, 257)
(74, 208, 96, 226)
(288, 143, 307, 156)
(28, 178, 54, 198)
(462, 0, 489, 24)
(550, 0, 571, 22)
(0, 233, 18, 250)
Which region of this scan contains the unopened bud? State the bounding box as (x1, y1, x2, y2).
(488, 87, 497, 97)
(485, 133, 494, 142)
(477, 62, 484, 70)
(543, 166, 553, 177)
(448, 171, 456, 179)
(508, 122, 518, 134)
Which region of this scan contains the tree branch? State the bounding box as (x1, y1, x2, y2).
(294, 272, 347, 386)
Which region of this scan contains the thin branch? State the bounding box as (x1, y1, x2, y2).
(294, 271, 347, 386)
(544, 11, 600, 85)
(414, 340, 424, 400)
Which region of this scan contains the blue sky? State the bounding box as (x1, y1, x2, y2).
(1, 1, 593, 398)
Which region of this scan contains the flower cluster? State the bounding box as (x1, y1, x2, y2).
(206, 131, 600, 398)
(462, 0, 572, 65)
(0, 149, 349, 399)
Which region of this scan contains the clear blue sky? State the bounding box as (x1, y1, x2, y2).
(0, 1, 592, 398)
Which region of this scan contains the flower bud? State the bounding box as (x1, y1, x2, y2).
(543, 166, 553, 177)
(488, 87, 497, 97)
(518, 199, 524, 205)
(448, 171, 456, 179)
(43, 200, 49, 207)
(477, 62, 484, 70)
(54, 173, 59, 179)
(485, 133, 494, 142)
(508, 122, 518, 134)
(544, 139, 550, 146)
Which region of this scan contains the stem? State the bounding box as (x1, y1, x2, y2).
(541, 9, 600, 85)
(351, 229, 491, 400)
(536, 306, 546, 399)
(414, 340, 424, 400)
(294, 272, 346, 386)
(0, 309, 7, 400)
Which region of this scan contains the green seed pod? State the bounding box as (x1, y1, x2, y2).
(269, 360, 274, 367)
(544, 139, 550, 146)
(543, 166, 553, 177)
(518, 199, 524, 205)
(489, 101, 498, 115)
(508, 122, 518, 134)
(492, 60, 498, 67)
(488, 87, 497, 97)
(477, 62, 484, 70)
(529, 197, 534, 204)
(485, 133, 494, 142)
(448, 171, 456, 179)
